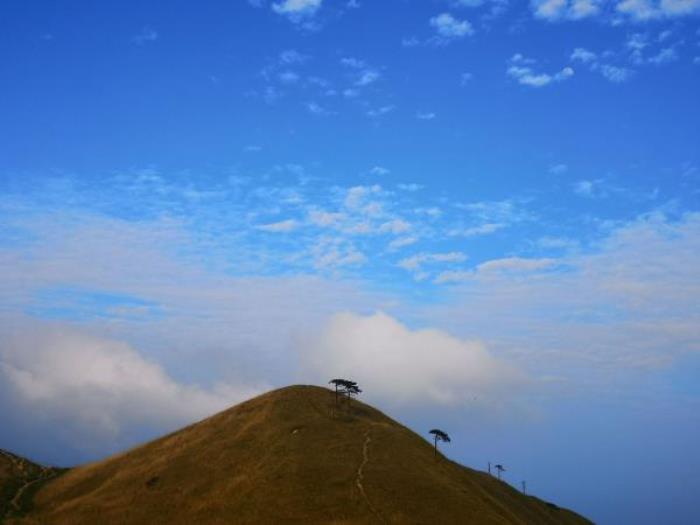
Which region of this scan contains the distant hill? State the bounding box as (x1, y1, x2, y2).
(5, 385, 592, 524)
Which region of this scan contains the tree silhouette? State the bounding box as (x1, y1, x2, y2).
(328, 379, 362, 408)
(328, 379, 348, 407)
(428, 429, 451, 456)
(345, 382, 362, 399)
(495, 464, 506, 480)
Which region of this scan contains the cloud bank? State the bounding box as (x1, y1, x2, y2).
(0, 319, 265, 458)
(302, 311, 525, 407)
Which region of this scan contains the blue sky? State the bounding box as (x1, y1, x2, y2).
(1, 1, 699, 523)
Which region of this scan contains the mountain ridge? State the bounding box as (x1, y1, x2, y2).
(3, 385, 592, 524)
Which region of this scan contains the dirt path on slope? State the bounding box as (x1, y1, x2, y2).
(1, 451, 61, 520)
(8, 467, 58, 514)
(355, 430, 386, 524)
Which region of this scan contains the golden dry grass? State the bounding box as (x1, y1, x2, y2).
(9, 385, 592, 524)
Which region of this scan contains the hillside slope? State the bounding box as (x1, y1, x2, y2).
(1, 450, 64, 522)
(12, 385, 591, 524)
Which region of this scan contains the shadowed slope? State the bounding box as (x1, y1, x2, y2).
(1, 450, 65, 522)
(13, 385, 591, 524)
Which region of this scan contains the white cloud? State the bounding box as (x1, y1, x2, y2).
(366, 105, 395, 118)
(627, 32, 648, 55)
(532, 0, 602, 20)
(131, 27, 158, 45)
(370, 166, 390, 176)
(302, 311, 524, 406)
(279, 70, 300, 83)
(617, 0, 700, 19)
(507, 54, 574, 87)
(397, 183, 423, 191)
(570, 45, 635, 84)
(0, 322, 262, 442)
(574, 179, 598, 196)
(549, 163, 569, 174)
(414, 206, 443, 218)
(571, 48, 597, 63)
(657, 29, 673, 42)
(537, 236, 580, 250)
(451, 223, 504, 237)
(429, 13, 474, 40)
(416, 111, 437, 120)
(344, 184, 382, 210)
(308, 209, 345, 227)
(387, 236, 418, 252)
(340, 57, 366, 68)
(648, 47, 678, 64)
(306, 101, 334, 115)
(433, 270, 475, 284)
(311, 238, 367, 269)
(256, 219, 299, 232)
(379, 219, 411, 234)
(457, 199, 532, 227)
(272, 0, 322, 17)
(398, 252, 467, 273)
(477, 257, 557, 273)
(279, 49, 309, 64)
(356, 70, 380, 86)
(431, 212, 700, 375)
(600, 64, 633, 83)
(450, 0, 485, 6)
(532, 0, 700, 20)
(263, 85, 282, 104)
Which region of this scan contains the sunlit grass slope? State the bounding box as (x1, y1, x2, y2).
(14, 385, 591, 524)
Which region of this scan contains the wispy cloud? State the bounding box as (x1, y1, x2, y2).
(131, 27, 158, 45)
(256, 219, 300, 232)
(507, 54, 574, 87)
(367, 105, 395, 118)
(549, 163, 569, 175)
(398, 251, 468, 280)
(429, 13, 474, 42)
(272, 0, 323, 19)
(532, 0, 601, 20)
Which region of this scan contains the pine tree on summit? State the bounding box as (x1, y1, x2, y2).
(429, 429, 451, 456)
(345, 381, 361, 399)
(328, 379, 347, 407)
(328, 379, 362, 407)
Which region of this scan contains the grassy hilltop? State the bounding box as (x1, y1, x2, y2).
(3, 385, 592, 524)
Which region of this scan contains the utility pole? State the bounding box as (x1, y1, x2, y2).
(488, 462, 491, 475)
(521, 481, 527, 495)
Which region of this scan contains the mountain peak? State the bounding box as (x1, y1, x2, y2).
(5, 385, 591, 524)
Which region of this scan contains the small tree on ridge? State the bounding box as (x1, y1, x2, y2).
(495, 464, 506, 480)
(329, 379, 348, 407)
(429, 429, 451, 456)
(328, 379, 362, 408)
